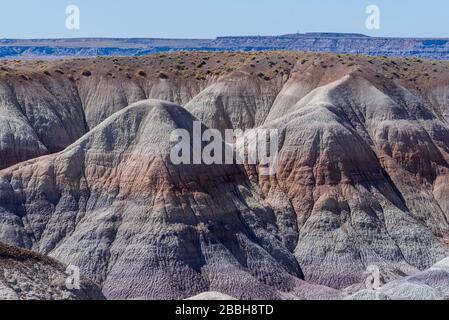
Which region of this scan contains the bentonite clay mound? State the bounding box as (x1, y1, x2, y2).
(0, 99, 345, 299)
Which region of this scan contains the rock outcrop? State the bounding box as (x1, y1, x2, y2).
(0, 242, 104, 300)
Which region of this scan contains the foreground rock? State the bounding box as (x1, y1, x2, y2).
(186, 292, 238, 300)
(348, 257, 449, 300)
(0, 242, 104, 300)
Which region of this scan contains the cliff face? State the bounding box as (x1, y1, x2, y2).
(1, 52, 449, 299)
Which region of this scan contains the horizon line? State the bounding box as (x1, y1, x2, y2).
(2, 32, 449, 41)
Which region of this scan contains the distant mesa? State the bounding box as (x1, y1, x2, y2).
(1, 32, 449, 59)
(218, 32, 371, 39)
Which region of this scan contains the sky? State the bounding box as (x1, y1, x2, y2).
(0, 0, 448, 39)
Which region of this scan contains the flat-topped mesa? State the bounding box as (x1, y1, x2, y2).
(1, 34, 449, 59)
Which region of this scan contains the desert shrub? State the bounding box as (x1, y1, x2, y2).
(197, 61, 207, 68)
(158, 72, 169, 79)
(257, 72, 270, 81)
(136, 70, 147, 77)
(81, 69, 92, 77)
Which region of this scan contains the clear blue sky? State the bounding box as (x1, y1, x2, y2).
(1, 0, 448, 39)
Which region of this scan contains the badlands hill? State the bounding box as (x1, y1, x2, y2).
(1, 51, 449, 299)
(0, 99, 344, 300)
(1, 51, 448, 168)
(0, 51, 298, 169)
(0, 242, 104, 300)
